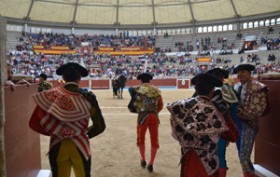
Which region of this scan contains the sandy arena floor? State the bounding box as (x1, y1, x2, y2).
(40, 89, 251, 177)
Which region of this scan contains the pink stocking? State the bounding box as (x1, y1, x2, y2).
(149, 148, 158, 165)
(138, 145, 146, 161)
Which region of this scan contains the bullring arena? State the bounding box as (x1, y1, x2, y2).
(1, 0, 280, 177)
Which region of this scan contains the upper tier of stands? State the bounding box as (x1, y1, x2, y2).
(5, 25, 280, 79)
(6, 25, 280, 57)
(6, 31, 30, 51)
(155, 25, 280, 53)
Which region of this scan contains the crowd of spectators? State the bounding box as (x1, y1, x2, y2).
(7, 49, 280, 81)
(266, 38, 280, 50)
(260, 36, 280, 50)
(13, 32, 33, 51)
(173, 36, 235, 55)
(154, 47, 172, 53)
(6, 31, 280, 81)
(174, 41, 195, 52)
(28, 32, 76, 49)
(27, 32, 156, 52)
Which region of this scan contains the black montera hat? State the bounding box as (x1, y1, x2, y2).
(233, 64, 255, 74)
(191, 73, 223, 87)
(137, 73, 153, 81)
(56, 63, 88, 77)
(39, 73, 48, 80)
(206, 68, 229, 79)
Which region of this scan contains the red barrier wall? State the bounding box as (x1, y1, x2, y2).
(91, 80, 109, 89)
(177, 79, 190, 89)
(48, 80, 89, 88)
(44, 77, 260, 90)
(91, 78, 177, 88)
(126, 79, 141, 86)
(126, 78, 177, 87)
(80, 80, 89, 88)
(4, 84, 41, 177)
(48, 78, 178, 90)
(254, 80, 280, 176)
(49, 80, 60, 88)
(151, 79, 177, 86)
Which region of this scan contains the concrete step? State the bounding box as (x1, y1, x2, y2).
(254, 164, 279, 177)
(36, 169, 51, 177)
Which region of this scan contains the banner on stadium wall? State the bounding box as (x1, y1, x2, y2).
(34, 45, 70, 50)
(34, 49, 77, 55)
(94, 50, 154, 56)
(99, 47, 114, 51)
(197, 57, 211, 63)
(33, 45, 44, 49)
(50, 46, 69, 50)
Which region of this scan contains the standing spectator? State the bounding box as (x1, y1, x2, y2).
(38, 73, 52, 92)
(167, 73, 228, 177)
(196, 39, 200, 50)
(233, 64, 269, 177)
(128, 73, 163, 172)
(29, 63, 106, 177)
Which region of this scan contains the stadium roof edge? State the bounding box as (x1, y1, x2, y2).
(4, 11, 280, 30)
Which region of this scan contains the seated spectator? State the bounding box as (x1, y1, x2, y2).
(268, 26, 274, 34)
(236, 33, 243, 39)
(252, 54, 260, 63)
(260, 37, 266, 44)
(268, 54, 276, 62)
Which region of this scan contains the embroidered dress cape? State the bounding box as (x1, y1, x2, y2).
(234, 80, 268, 131)
(167, 96, 228, 175)
(129, 83, 163, 124)
(29, 84, 106, 160)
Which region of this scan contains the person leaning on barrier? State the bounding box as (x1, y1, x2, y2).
(5, 64, 30, 91)
(233, 64, 269, 177)
(29, 63, 106, 177)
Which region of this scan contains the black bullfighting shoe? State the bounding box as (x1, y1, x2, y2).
(147, 165, 153, 172)
(140, 160, 146, 168)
